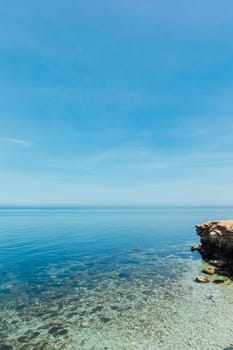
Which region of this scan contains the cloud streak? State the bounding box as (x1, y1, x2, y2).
(6, 138, 32, 147)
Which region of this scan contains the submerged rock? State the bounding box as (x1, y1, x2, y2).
(132, 247, 141, 252)
(17, 335, 30, 343)
(190, 244, 202, 252)
(213, 279, 225, 284)
(91, 305, 103, 313)
(19, 345, 32, 350)
(196, 220, 233, 276)
(49, 319, 64, 325)
(0, 345, 13, 350)
(55, 328, 68, 336)
(99, 316, 111, 323)
(48, 325, 69, 337)
(81, 321, 89, 328)
(33, 341, 49, 350)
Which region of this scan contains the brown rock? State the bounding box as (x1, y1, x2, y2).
(196, 276, 209, 283)
(196, 220, 233, 275)
(201, 268, 216, 275)
(213, 279, 225, 284)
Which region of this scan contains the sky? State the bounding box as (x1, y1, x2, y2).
(0, 0, 233, 206)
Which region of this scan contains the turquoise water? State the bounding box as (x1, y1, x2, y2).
(1, 207, 233, 350)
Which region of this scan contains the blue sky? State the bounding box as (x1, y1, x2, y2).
(0, 0, 233, 205)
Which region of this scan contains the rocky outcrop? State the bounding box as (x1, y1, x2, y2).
(196, 220, 233, 275)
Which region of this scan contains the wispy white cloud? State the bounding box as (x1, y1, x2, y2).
(6, 138, 32, 147)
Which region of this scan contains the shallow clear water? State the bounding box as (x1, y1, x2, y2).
(1, 207, 233, 350)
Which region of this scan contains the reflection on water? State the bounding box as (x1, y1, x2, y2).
(1, 208, 233, 349)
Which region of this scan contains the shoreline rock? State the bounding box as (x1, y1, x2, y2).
(196, 276, 209, 283)
(195, 220, 233, 276)
(201, 267, 216, 275)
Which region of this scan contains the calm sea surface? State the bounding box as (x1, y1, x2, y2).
(1, 207, 233, 350)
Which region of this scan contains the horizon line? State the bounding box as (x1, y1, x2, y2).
(0, 204, 233, 210)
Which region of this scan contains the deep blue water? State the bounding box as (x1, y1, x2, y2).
(0, 208, 194, 281)
(1, 207, 233, 349)
(1, 207, 233, 276)
(0, 207, 232, 290)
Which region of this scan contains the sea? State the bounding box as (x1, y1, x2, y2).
(1, 207, 233, 350)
